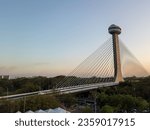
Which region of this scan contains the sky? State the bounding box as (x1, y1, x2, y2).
(0, 0, 150, 78)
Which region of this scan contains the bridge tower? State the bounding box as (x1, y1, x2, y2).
(108, 24, 124, 82)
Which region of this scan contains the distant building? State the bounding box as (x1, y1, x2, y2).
(0, 75, 9, 80)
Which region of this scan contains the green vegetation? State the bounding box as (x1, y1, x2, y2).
(100, 105, 114, 113)
(0, 95, 60, 113)
(0, 76, 65, 96)
(94, 76, 150, 112)
(0, 76, 150, 113)
(80, 106, 93, 113)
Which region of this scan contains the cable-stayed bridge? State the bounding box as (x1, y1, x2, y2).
(0, 24, 148, 100)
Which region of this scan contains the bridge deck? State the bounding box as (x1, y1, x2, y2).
(0, 82, 119, 100)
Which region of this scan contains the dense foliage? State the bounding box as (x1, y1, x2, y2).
(0, 76, 150, 113)
(0, 76, 65, 96)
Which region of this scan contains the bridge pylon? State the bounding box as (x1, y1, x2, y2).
(108, 24, 124, 82)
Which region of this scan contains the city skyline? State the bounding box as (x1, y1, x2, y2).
(0, 0, 150, 78)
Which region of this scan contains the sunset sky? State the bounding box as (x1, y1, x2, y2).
(0, 0, 150, 78)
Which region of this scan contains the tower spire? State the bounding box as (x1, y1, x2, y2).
(108, 24, 124, 82)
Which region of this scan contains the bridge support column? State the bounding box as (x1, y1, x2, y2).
(108, 24, 124, 82)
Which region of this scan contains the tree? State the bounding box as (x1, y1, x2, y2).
(59, 94, 76, 108)
(135, 97, 149, 112)
(80, 106, 93, 113)
(100, 105, 114, 113)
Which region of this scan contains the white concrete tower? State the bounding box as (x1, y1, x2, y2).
(108, 24, 124, 82)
